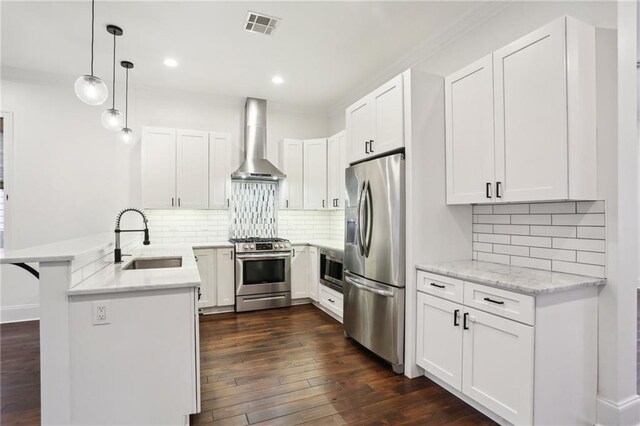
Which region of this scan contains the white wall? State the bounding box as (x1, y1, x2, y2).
(0, 72, 329, 322)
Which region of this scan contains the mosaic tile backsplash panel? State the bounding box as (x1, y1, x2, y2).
(230, 181, 278, 239)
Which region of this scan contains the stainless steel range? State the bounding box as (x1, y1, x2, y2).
(231, 237, 292, 312)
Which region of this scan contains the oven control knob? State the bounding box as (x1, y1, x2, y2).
(249, 244, 254, 249)
(278, 243, 283, 248)
(243, 244, 249, 250)
(285, 243, 290, 248)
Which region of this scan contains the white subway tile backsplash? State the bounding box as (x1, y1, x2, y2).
(511, 214, 552, 225)
(576, 251, 606, 266)
(510, 235, 552, 248)
(530, 247, 576, 262)
(511, 256, 551, 270)
(492, 204, 530, 214)
(471, 201, 606, 278)
(530, 202, 576, 214)
(552, 237, 605, 253)
(477, 252, 510, 265)
(477, 233, 511, 244)
(576, 201, 605, 214)
(552, 260, 605, 278)
(493, 244, 529, 257)
(472, 205, 493, 214)
(473, 224, 493, 233)
(551, 214, 605, 227)
(493, 224, 530, 235)
(577, 227, 606, 239)
(477, 214, 510, 224)
(530, 225, 577, 238)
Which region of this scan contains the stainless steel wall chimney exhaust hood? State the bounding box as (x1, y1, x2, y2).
(231, 98, 286, 180)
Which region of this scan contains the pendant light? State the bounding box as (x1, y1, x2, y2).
(101, 25, 124, 130)
(120, 61, 136, 144)
(74, 0, 108, 105)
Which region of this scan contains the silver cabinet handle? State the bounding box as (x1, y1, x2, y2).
(345, 275, 394, 297)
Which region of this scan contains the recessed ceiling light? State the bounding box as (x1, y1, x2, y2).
(272, 76, 284, 85)
(163, 58, 178, 68)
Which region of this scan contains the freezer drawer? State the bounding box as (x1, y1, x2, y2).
(343, 272, 404, 371)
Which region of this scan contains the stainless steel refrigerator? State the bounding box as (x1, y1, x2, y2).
(343, 153, 405, 374)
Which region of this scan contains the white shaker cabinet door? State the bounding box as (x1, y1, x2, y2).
(209, 132, 232, 209)
(493, 18, 568, 202)
(370, 74, 404, 156)
(279, 139, 304, 209)
(194, 249, 216, 309)
(445, 55, 496, 204)
(176, 130, 209, 209)
(416, 292, 463, 391)
(303, 139, 328, 210)
(291, 245, 309, 299)
(346, 97, 373, 164)
(216, 248, 235, 307)
(308, 246, 319, 302)
(462, 306, 534, 426)
(142, 127, 177, 209)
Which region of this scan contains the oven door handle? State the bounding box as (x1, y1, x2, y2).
(236, 253, 292, 260)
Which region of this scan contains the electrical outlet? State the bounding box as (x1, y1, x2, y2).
(92, 301, 110, 325)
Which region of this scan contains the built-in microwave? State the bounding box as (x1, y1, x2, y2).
(319, 248, 344, 293)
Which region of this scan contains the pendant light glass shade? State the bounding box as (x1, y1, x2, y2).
(101, 108, 124, 131)
(120, 127, 136, 144)
(75, 75, 108, 105)
(75, 0, 107, 105)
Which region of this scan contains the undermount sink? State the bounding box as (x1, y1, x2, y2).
(122, 256, 183, 270)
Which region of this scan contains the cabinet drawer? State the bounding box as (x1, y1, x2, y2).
(319, 285, 343, 318)
(417, 271, 463, 304)
(463, 282, 535, 325)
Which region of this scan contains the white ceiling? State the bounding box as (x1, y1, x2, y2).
(2, 1, 490, 110)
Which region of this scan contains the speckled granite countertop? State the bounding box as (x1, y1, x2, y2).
(416, 260, 606, 295)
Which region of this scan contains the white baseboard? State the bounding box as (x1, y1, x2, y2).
(0, 303, 40, 323)
(597, 395, 640, 425)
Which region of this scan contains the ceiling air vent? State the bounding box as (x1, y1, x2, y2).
(244, 11, 279, 35)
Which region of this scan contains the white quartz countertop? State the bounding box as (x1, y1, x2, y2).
(68, 244, 201, 296)
(416, 260, 606, 295)
(291, 240, 344, 253)
(0, 233, 120, 264)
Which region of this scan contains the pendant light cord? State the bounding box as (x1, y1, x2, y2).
(111, 33, 116, 109)
(90, 0, 95, 76)
(125, 68, 129, 128)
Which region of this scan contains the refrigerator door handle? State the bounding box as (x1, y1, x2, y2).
(364, 180, 373, 257)
(345, 274, 394, 297)
(357, 181, 367, 256)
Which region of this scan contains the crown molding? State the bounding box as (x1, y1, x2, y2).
(326, 1, 514, 117)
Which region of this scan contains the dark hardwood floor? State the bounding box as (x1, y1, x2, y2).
(1, 305, 496, 425)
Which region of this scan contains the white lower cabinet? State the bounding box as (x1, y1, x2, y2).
(308, 246, 319, 302)
(194, 247, 234, 309)
(291, 246, 309, 299)
(416, 271, 598, 425)
(319, 284, 343, 320)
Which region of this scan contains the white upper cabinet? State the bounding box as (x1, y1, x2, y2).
(346, 74, 404, 164)
(327, 131, 347, 209)
(216, 248, 235, 307)
(445, 55, 495, 204)
(176, 130, 209, 209)
(303, 138, 328, 209)
(142, 127, 177, 209)
(445, 16, 596, 205)
(346, 98, 373, 164)
(209, 132, 232, 209)
(279, 139, 304, 209)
